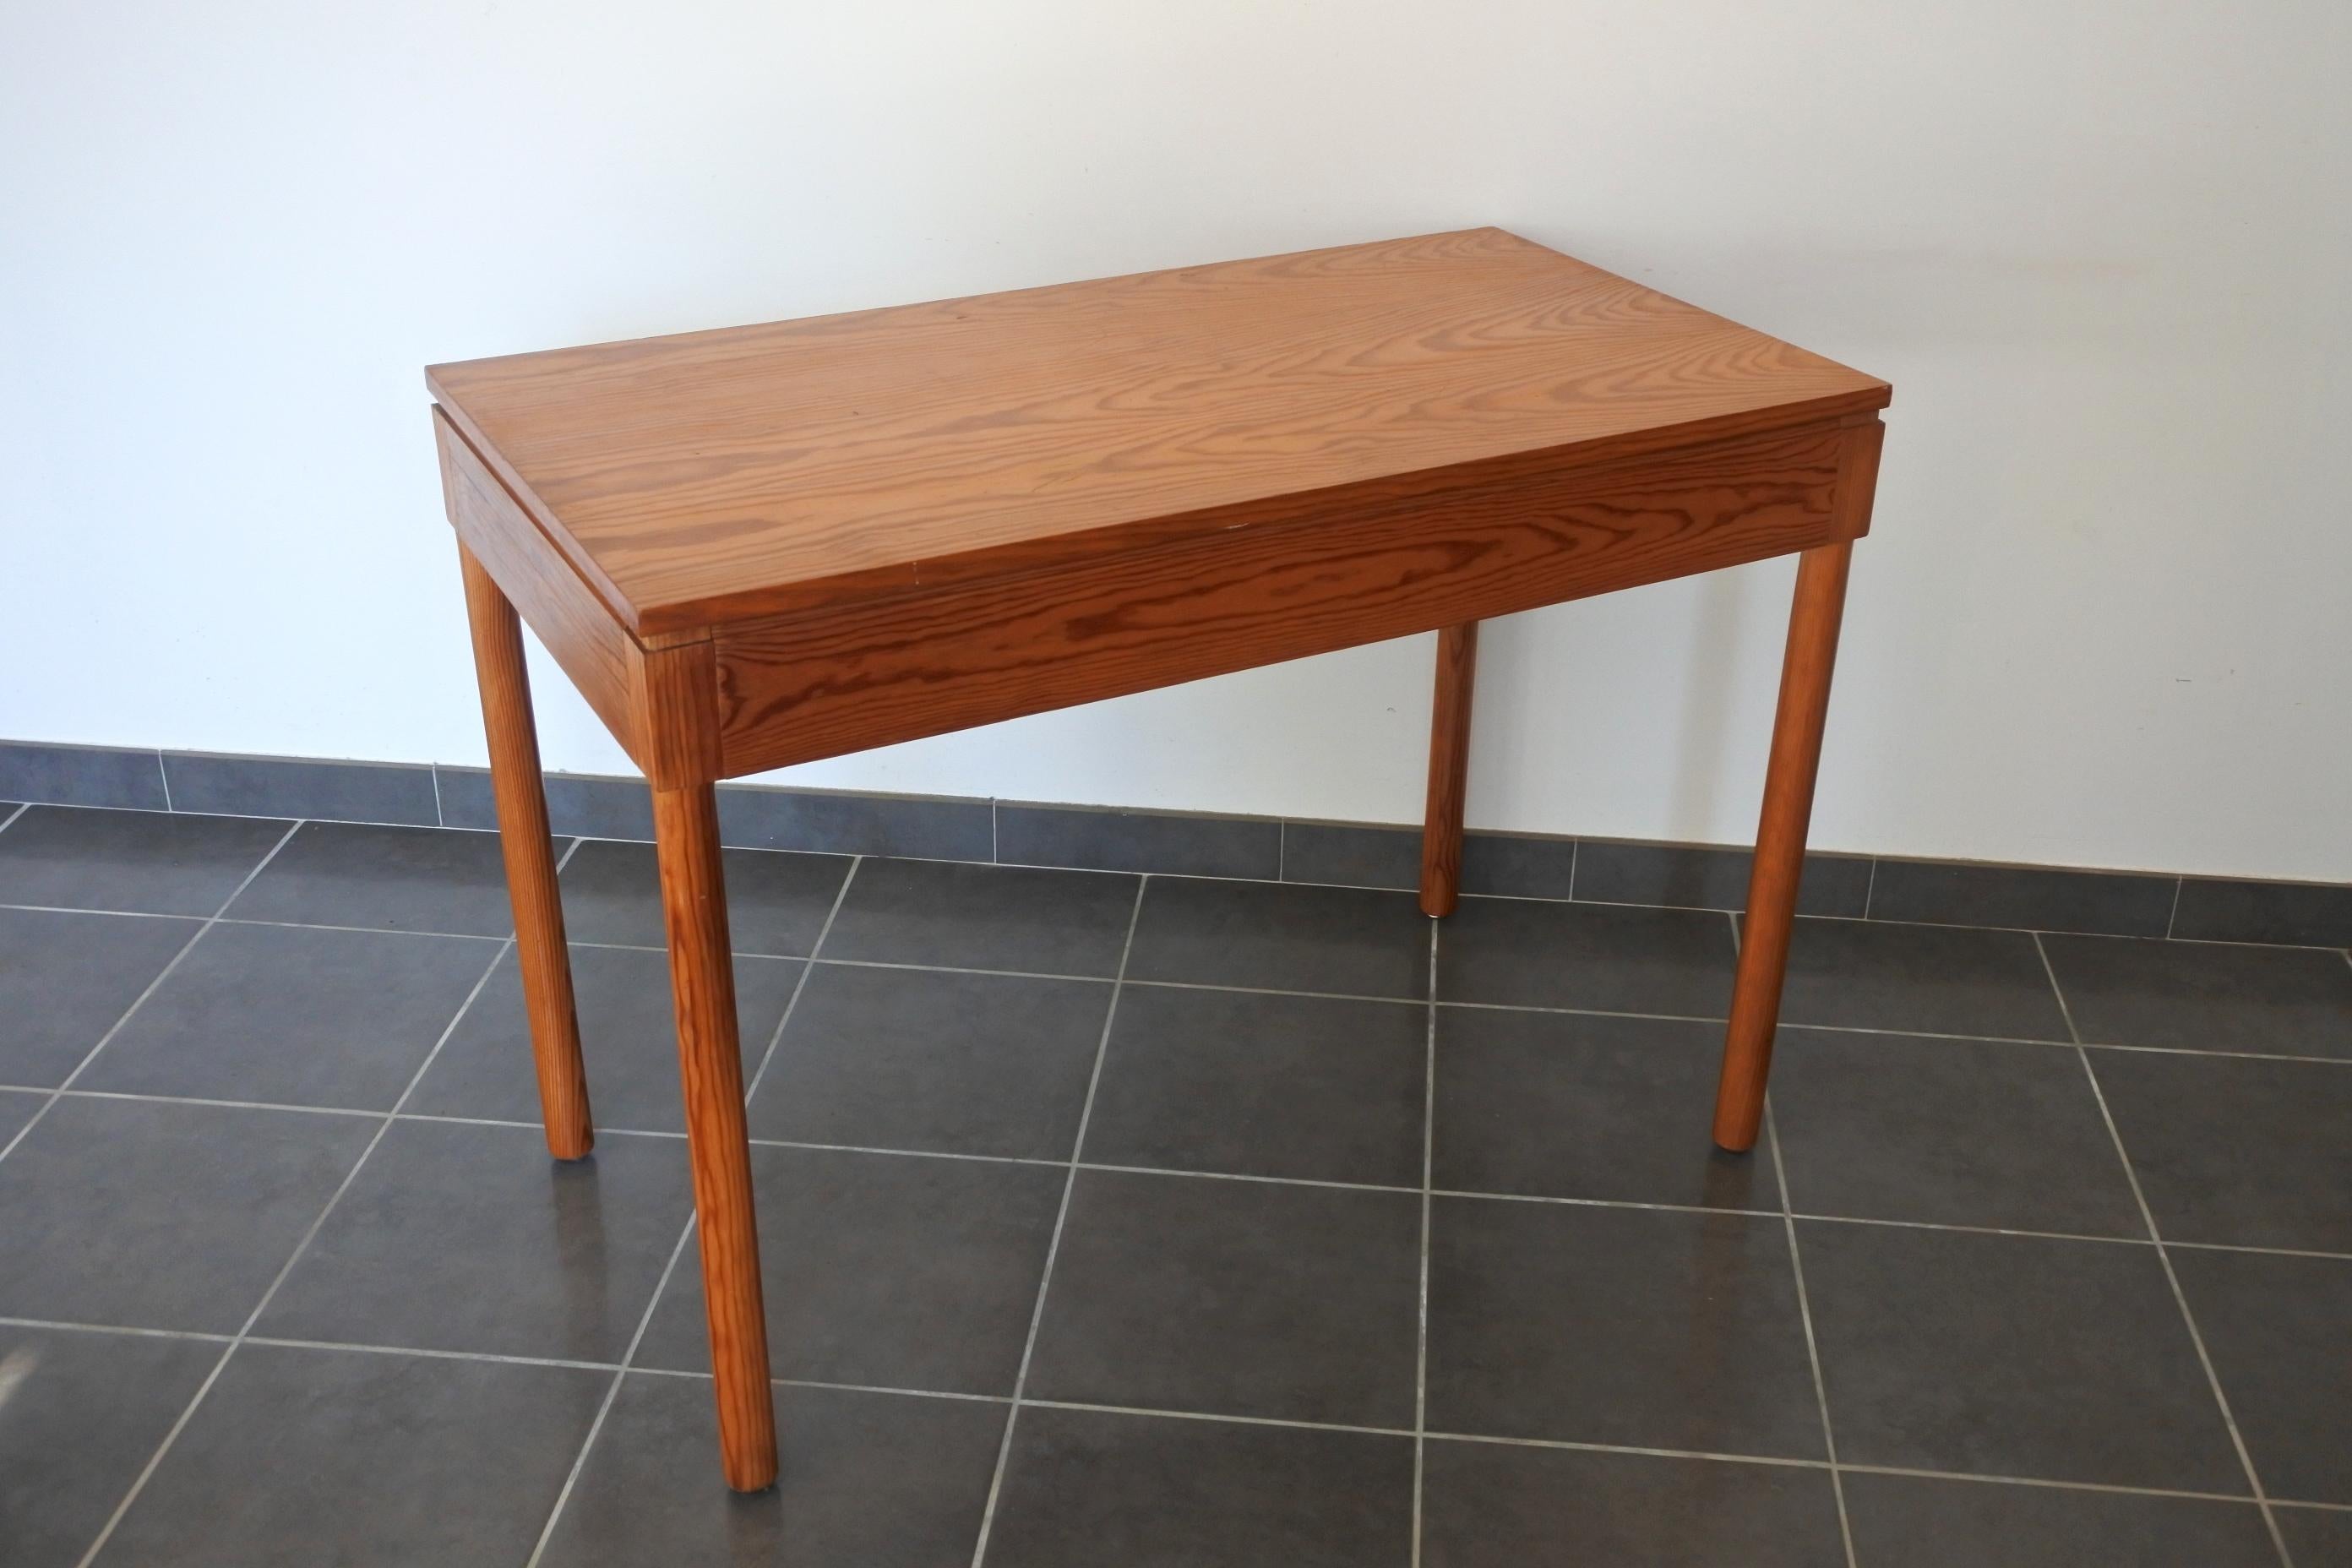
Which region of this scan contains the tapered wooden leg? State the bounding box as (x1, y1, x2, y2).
(1713, 542, 1854, 1152)
(1419, 622, 1479, 917)
(651, 780, 776, 1492)
(458, 542, 592, 1161)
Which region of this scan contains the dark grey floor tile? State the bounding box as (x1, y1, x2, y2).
(259, 1119, 692, 1361)
(820, 858, 1139, 977)
(1774, 917, 2072, 1039)
(0, 1087, 40, 1142)
(983, 1404, 1413, 1568)
(1426, 1197, 1821, 1455)
(1125, 877, 1429, 999)
(555, 836, 852, 956)
(1867, 859, 2176, 937)
(1770, 1029, 2142, 1235)
(0, 806, 289, 917)
(1799, 1222, 2243, 1491)
(1421, 1440, 1847, 1568)
(1459, 830, 1582, 901)
(409, 945, 803, 1134)
(2173, 876, 2352, 949)
(1436, 896, 1734, 1015)
(2276, 1505, 2352, 1564)
(225, 822, 523, 936)
(2171, 1247, 2352, 1505)
(543, 1377, 1003, 1568)
(98, 1343, 604, 1568)
(1085, 985, 1425, 1186)
(429, 766, 498, 832)
(750, 965, 1107, 1160)
(2042, 934, 2352, 1058)
(0, 1097, 373, 1331)
(0, 908, 200, 1086)
(0, 1325, 220, 1568)
(436, 766, 657, 841)
(998, 802, 1280, 879)
(79, 923, 502, 1110)
(637, 1144, 1062, 1394)
(1027, 1169, 1419, 1427)
(2091, 1051, 2352, 1252)
(163, 753, 438, 826)
(0, 742, 166, 811)
(1842, 1473, 2278, 1568)
(1281, 819, 1419, 890)
(717, 786, 994, 863)
(1572, 839, 1871, 918)
(546, 775, 656, 841)
(1432, 1008, 1774, 1211)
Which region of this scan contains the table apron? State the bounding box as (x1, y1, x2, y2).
(709, 416, 1880, 778)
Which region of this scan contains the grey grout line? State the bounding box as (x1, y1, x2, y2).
(2166, 874, 2186, 939)
(1026, 1397, 1414, 1441)
(1276, 818, 1288, 881)
(70, 888, 520, 1568)
(10, 1311, 2349, 1512)
(0, 1315, 237, 1346)
(238, 1335, 619, 1375)
(14, 1042, 2352, 1269)
(14, 790, 2349, 945)
(154, 752, 172, 814)
(0, 801, 28, 836)
(628, 1363, 1015, 1405)
(0, 819, 304, 1169)
(990, 798, 999, 864)
(1411, 917, 1438, 1568)
(428, 765, 445, 830)
(524, 1197, 703, 1568)
(1861, 855, 1877, 919)
(525, 853, 863, 1568)
(1082, 1160, 1418, 1195)
(968, 874, 1151, 1568)
(13, 1078, 2352, 1266)
(46, 1088, 381, 1121)
(2035, 932, 2298, 1568)
(18, 899, 2352, 1066)
(1729, 907, 1858, 1562)
(1832, 1461, 2269, 1506)
(1767, 1099, 1859, 1568)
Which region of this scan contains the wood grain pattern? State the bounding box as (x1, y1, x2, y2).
(436, 407, 656, 765)
(1712, 540, 1854, 1152)
(1419, 623, 1479, 918)
(639, 638, 724, 792)
(428, 229, 1890, 635)
(458, 542, 595, 1160)
(651, 775, 776, 1491)
(710, 418, 1866, 776)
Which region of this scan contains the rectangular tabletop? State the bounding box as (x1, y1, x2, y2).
(429, 228, 1890, 780)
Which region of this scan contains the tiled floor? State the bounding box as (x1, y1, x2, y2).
(1, 801, 2349, 1566)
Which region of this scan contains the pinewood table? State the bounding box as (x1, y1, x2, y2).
(427, 228, 1891, 1490)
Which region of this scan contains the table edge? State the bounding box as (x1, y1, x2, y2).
(427, 383, 1892, 641)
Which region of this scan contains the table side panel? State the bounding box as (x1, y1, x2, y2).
(434, 406, 652, 771)
(710, 417, 1879, 776)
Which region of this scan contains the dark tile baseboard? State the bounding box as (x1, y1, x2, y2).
(3, 739, 2347, 950)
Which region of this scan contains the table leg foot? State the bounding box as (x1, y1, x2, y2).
(652, 779, 777, 1491)
(458, 542, 593, 1161)
(1419, 622, 1479, 917)
(1714, 542, 1853, 1152)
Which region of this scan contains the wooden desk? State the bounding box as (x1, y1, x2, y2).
(427, 227, 1890, 1490)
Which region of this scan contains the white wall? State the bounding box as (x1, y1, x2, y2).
(5, 0, 2348, 880)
